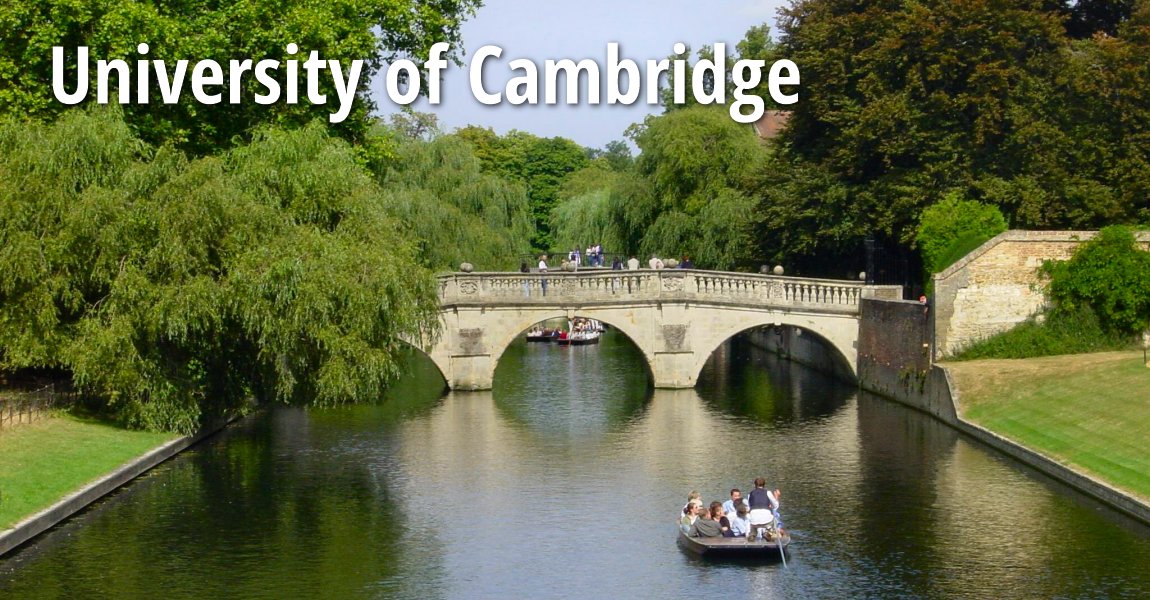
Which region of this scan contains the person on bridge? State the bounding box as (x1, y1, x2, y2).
(538, 255, 548, 296)
(611, 256, 622, 270)
(627, 256, 640, 270)
(679, 255, 694, 269)
(648, 255, 664, 269)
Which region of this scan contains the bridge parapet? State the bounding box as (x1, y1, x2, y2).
(438, 269, 901, 313)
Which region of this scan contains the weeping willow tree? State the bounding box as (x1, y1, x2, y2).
(0, 108, 439, 433)
(369, 127, 534, 271)
(591, 106, 765, 270)
(549, 165, 628, 256)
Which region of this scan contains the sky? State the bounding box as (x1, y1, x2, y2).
(369, 0, 789, 149)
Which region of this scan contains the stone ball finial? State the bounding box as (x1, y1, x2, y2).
(859, 271, 867, 281)
(460, 262, 474, 273)
(664, 258, 679, 268)
(772, 265, 784, 276)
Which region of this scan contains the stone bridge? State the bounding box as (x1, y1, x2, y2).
(421, 270, 902, 390)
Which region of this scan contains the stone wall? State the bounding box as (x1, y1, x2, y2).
(743, 325, 856, 382)
(932, 230, 1150, 359)
(857, 298, 957, 423)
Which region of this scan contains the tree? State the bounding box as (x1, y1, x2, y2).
(0, 108, 440, 433)
(916, 193, 1008, 276)
(1067, 0, 1136, 37)
(585, 140, 634, 172)
(0, 0, 480, 153)
(367, 125, 535, 271)
(615, 106, 766, 269)
(388, 108, 441, 141)
(1044, 225, 1150, 334)
(454, 127, 589, 251)
(764, 0, 1150, 272)
(549, 163, 628, 255)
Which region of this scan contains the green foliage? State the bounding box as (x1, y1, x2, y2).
(0, 108, 440, 433)
(370, 127, 534, 271)
(930, 232, 994, 276)
(759, 0, 1150, 269)
(0, 0, 479, 153)
(1043, 226, 1150, 334)
(916, 193, 1008, 275)
(609, 106, 764, 269)
(952, 306, 1136, 360)
(549, 188, 626, 258)
(454, 127, 589, 251)
(548, 163, 627, 255)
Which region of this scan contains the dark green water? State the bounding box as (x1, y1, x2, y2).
(1, 329, 1148, 598)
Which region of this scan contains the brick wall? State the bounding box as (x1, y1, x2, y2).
(858, 298, 957, 422)
(932, 230, 1150, 358)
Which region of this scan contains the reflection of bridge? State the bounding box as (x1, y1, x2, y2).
(423, 270, 901, 390)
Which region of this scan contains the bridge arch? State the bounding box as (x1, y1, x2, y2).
(487, 311, 655, 385)
(428, 304, 667, 390)
(689, 315, 858, 386)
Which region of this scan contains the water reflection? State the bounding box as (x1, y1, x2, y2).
(492, 327, 651, 437)
(2, 333, 1149, 599)
(697, 335, 855, 424)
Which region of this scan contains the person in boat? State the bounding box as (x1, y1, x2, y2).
(679, 501, 701, 533)
(721, 488, 743, 516)
(680, 491, 702, 517)
(689, 504, 723, 538)
(713, 502, 735, 538)
(747, 477, 779, 541)
(728, 502, 751, 538)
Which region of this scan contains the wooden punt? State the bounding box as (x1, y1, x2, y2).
(677, 530, 791, 558)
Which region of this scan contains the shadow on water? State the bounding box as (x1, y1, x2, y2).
(491, 323, 652, 437)
(695, 334, 855, 425)
(0, 349, 457, 599)
(303, 347, 449, 430)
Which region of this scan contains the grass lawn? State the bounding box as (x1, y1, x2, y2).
(945, 351, 1150, 502)
(0, 413, 177, 529)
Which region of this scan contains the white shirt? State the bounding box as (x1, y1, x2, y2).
(538, 260, 548, 271)
(648, 257, 664, 269)
(627, 258, 639, 270)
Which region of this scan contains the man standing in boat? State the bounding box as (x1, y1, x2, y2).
(746, 477, 781, 541)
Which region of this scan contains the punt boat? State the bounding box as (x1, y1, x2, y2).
(677, 530, 791, 558)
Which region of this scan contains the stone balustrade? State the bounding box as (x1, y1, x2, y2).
(438, 269, 900, 314)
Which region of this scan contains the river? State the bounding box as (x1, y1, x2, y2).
(1, 328, 1148, 598)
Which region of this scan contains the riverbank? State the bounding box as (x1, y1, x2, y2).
(0, 410, 244, 557)
(945, 351, 1150, 504)
(0, 413, 176, 530)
